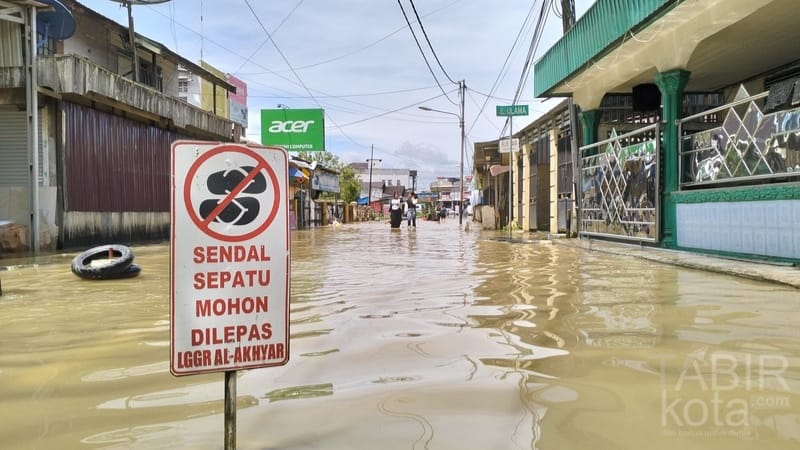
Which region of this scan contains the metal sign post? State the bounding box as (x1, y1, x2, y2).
(509, 117, 513, 241)
(225, 371, 236, 449)
(496, 105, 529, 239)
(170, 141, 291, 449)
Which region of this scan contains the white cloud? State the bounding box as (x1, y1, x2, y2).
(79, 0, 594, 190)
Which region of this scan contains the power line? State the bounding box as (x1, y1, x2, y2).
(242, 0, 379, 152)
(467, 87, 539, 104)
(495, 0, 552, 139)
(465, 0, 540, 136)
(231, 0, 306, 76)
(334, 88, 459, 128)
(236, 0, 464, 75)
(551, 0, 562, 18)
(169, 0, 178, 52)
(248, 84, 442, 99)
(396, 0, 456, 105)
(512, 0, 552, 105)
(500, 0, 552, 138)
(166, 0, 462, 142)
(407, 0, 457, 85)
(466, 88, 502, 134)
(142, 1, 458, 129)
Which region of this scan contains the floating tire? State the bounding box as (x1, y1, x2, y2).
(71, 244, 135, 280)
(101, 263, 141, 280)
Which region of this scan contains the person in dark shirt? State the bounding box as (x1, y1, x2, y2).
(406, 192, 417, 228)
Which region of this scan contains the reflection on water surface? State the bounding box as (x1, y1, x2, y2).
(0, 219, 797, 449)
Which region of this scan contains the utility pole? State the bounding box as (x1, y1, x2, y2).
(418, 81, 466, 225)
(561, 0, 575, 32)
(508, 116, 513, 241)
(562, 0, 579, 237)
(367, 145, 380, 210)
(124, 2, 139, 82)
(458, 80, 465, 225)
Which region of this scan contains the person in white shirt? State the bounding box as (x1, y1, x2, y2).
(390, 192, 403, 228)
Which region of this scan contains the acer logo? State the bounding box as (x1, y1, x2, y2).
(269, 120, 315, 133)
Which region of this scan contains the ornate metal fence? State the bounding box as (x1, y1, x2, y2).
(579, 123, 660, 242)
(679, 89, 800, 187)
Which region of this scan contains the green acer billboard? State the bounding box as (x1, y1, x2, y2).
(260, 108, 325, 151)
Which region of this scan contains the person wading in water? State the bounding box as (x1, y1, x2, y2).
(390, 191, 403, 229)
(406, 191, 417, 228)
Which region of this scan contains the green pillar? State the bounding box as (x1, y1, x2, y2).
(578, 109, 601, 146)
(654, 69, 690, 248)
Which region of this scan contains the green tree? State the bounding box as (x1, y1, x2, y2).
(297, 151, 361, 203)
(339, 165, 361, 203)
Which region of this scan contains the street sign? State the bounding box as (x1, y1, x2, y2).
(260, 108, 325, 151)
(170, 141, 290, 376)
(499, 138, 520, 153)
(496, 104, 529, 116)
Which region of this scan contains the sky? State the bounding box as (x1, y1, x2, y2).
(79, 0, 594, 188)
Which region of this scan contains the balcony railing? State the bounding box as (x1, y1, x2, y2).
(24, 54, 234, 139)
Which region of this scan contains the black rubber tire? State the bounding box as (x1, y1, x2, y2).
(99, 263, 141, 280)
(71, 244, 134, 280)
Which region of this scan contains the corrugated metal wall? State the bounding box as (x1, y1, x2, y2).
(63, 101, 188, 212)
(0, 110, 28, 187)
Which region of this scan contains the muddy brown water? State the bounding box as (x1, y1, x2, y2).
(1, 218, 798, 449)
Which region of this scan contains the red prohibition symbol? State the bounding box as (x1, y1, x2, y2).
(184, 145, 281, 242)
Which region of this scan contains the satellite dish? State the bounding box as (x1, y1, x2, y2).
(36, 0, 76, 44)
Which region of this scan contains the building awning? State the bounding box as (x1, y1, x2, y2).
(489, 165, 509, 176)
(289, 167, 307, 183)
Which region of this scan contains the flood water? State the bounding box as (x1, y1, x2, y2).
(1, 218, 798, 450)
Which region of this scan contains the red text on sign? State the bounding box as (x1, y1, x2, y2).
(195, 296, 269, 317)
(191, 322, 273, 346)
(177, 350, 211, 369)
(193, 245, 272, 263)
(176, 343, 285, 369)
(193, 269, 270, 289)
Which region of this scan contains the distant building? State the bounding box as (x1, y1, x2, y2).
(349, 161, 413, 189)
(429, 177, 468, 214)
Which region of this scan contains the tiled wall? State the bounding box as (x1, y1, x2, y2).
(676, 200, 800, 259)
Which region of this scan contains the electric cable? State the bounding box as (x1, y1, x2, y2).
(242, 0, 369, 152)
(231, 0, 305, 76)
(236, 0, 464, 75)
(466, 88, 502, 134)
(248, 84, 442, 99)
(407, 0, 458, 85)
(334, 88, 459, 128)
(497, 0, 552, 138)
(465, 0, 539, 136)
(396, 0, 457, 105)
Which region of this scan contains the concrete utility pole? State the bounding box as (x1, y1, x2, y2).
(561, 0, 576, 32)
(367, 145, 381, 209)
(458, 80, 465, 225)
(125, 2, 139, 82)
(418, 79, 466, 225)
(562, 0, 579, 237)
